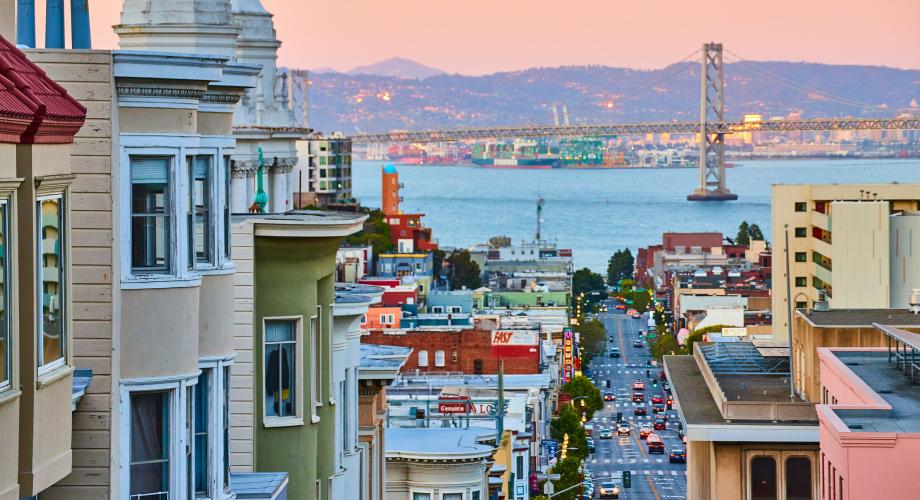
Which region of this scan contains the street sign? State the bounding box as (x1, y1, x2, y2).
(543, 481, 555, 495)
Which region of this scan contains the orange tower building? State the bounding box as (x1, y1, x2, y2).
(382, 164, 400, 215)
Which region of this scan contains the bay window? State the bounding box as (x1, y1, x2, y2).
(188, 155, 213, 267)
(130, 391, 170, 500)
(131, 156, 171, 274)
(192, 370, 210, 497)
(37, 195, 66, 370)
(310, 313, 321, 420)
(223, 365, 231, 491)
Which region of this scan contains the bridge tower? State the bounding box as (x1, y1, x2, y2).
(687, 43, 737, 201)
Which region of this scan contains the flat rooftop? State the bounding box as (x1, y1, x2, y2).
(718, 374, 801, 402)
(830, 350, 920, 433)
(232, 209, 366, 224)
(386, 428, 494, 459)
(663, 355, 726, 426)
(800, 309, 920, 328)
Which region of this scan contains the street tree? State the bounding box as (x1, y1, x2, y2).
(574, 319, 606, 366)
(550, 405, 588, 461)
(446, 249, 482, 290)
(561, 375, 603, 421)
(749, 223, 765, 241)
(736, 221, 751, 246)
(573, 268, 606, 303)
(549, 456, 583, 500)
(607, 248, 635, 283)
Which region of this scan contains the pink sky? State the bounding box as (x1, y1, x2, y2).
(66, 0, 920, 74)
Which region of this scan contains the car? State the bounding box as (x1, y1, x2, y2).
(609, 347, 621, 358)
(632, 392, 645, 403)
(604, 392, 616, 401)
(669, 449, 687, 463)
(647, 435, 665, 453)
(663, 382, 671, 391)
(616, 423, 631, 435)
(651, 394, 665, 404)
(586, 438, 596, 453)
(598, 481, 621, 498)
(634, 406, 647, 416)
(633, 340, 644, 348)
(598, 429, 613, 439)
(652, 403, 666, 413)
(639, 426, 652, 439)
(654, 417, 667, 431)
(609, 336, 615, 342)
(632, 380, 645, 390)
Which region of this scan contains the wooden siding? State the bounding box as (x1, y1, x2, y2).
(230, 220, 255, 471)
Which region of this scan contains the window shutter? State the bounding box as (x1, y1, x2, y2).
(131, 157, 169, 184)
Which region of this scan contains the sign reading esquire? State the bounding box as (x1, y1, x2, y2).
(490, 329, 540, 357)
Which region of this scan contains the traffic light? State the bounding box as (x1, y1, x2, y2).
(616, 412, 623, 422)
(623, 471, 631, 488)
(605, 380, 611, 388)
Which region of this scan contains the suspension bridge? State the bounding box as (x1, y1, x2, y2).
(350, 43, 920, 201)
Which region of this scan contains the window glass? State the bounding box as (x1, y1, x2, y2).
(340, 380, 348, 453)
(795, 227, 807, 238)
(224, 156, 231, 260)
(443, 494, 462, 500)
(311, 315, 320, 411)
(222, 365, 230, 489)
(131, 391, 170, 500)
(189, 156, 212, 265)
(38, 196, 65, 367)
(786, 456, 812, 500)
(794, 252, 807, 262)
(471, 492, 480, 500)
(751, 456, 777, 500)
(795, 277, 807, 287)
(131, 157, 171, 273)
(0, 202, 8, 388)
(193, 370, 210, 496)
(435, 350, 445, 367)
(418, 350, 428, 367)
(412, 493, 430, 500)
(794, 202, 807, 212)
(265, 320, 296, 417)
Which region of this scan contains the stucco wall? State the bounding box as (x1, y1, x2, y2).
(199, 273, 236, 358)
(0, 396, 19, 500)
(121, 287, 200, 379)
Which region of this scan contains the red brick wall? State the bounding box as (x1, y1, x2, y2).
(363, 328, 539, 374)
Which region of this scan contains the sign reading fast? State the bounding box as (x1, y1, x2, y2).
(491, 329, 539, 357)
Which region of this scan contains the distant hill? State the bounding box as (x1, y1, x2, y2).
(346, 57, 445, 79)
(291, 60, 920, 134)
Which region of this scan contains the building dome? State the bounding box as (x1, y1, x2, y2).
(383, 164, 398, 174)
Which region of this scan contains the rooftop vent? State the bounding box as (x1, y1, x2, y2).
(847, 424, 863, 430)
(909, 288, 920, 314)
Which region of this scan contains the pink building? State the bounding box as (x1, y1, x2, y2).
(816, 330, 920, 500)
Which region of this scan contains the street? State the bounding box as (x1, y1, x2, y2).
(584, 302, 687, 499)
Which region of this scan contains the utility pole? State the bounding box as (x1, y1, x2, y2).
(783, 224, 796, 401)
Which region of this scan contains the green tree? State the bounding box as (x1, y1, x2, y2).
(446, 250, 481, 290)
(684, 324, 733, 354)
(651, 333, 680, 359)
(573, 268, 606, 305)
(549, 456, 583, 500)
(550, 405, 588, 462)
(607, 248, 635, 283)
(573, 318, 606, 366)
(431, 248, 446, 278)
(749, 223, 765, 241)
(345, 208, 395, 252)
(736, 221, 751, 246)
(561, 375, 603, 421)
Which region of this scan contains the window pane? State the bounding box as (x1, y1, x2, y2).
(266, 320, 295, 342)
(224, 156, 231, 260)
(0, 203, 8, 386)
(190, 156, 211, 264)
(194, 371, 210, 495)
(443, 494, 462, 500)
(131, 391, 169, 499)
(131, 157, 170, 272)
(751, 456, 777, 500)
(412, 494, 431, 500)
(223, 365, 230, 489)
(266, 321, 296, 418)
(786, 457, 812, 500)
(38, 197, 65, 366)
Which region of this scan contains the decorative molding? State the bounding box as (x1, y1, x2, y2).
(117, 86, 205, 100)
(202, 92, 242, 105)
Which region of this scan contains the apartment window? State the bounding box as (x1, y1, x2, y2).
(193, 370, 210, 497)
(412, 493, 431, 500)
(37, 196, 66, 370)
(795, 277, 807, 287)
(265, 319, 298, 419)
(418, 350, 429, 367)
(131, 157, 171, 273)
(434, 350, 445, 367)
(794, 202, 807, 212)
(517, 454, 524, 479)
(794, 252, 807, 262)
(472, 492, 480, 500)
(450, 306, 463, 314)
(311, 314, 321, 418)
(452, 350, 458, 363)
(795, 301, 808, 309)
(222, 366, 230, 490)
(130, 391, 170, 500)
(223, 156, 231, 260)
(794, 227, 807, 238)
(443, 494, 462, 500)
(0, 202, 8, 390)
(785, 456, 812, 500)
(431, 306, 444, 314)
(188, 156, 213, 267)
(473, 359, 484, 374)
(340, 380, 348, 458)
(751, 456, 777, 500)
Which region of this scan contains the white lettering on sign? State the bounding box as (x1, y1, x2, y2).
(491, 330, 539, 346)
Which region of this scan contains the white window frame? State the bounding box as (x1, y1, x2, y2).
(187, 153, 217, 270)
(193, 356, 236, 499)
(418, 350, 429, 367)
(0, 198, 10, 392)
(434, 350, 445, 367)
(310, 313, 321, 423)
(327, 305, 335, 404)
(119, 375, 198, 500)
(118, 135, 235, 290)
(430, 306, 444, 314)
(441, 492, 464, 500)
(36, 193, 67, 374)
(262, 316, 305, 428)
(410, 490, 433, 500)
(450, 306, 463, 314)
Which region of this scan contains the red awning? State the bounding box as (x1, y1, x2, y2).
(0, 35, 86, 144)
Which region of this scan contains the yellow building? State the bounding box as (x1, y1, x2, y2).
(771, 184, 920, 340)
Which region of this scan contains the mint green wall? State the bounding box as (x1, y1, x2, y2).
(253, 235, 341, 500)
(483, 291, 571, 308)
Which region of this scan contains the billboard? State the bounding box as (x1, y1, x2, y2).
(491, 329, 540, 357)
(438, 397, 472, 414)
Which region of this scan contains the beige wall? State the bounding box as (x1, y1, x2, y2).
(890, 213, 920, 308)
(199, 273, 236, 358)
(121, 287, 200, 379)
(198, 111, 234, 136)
(230, 220, 255, 471)
(31, 49, 118, 500)
(829, 202, 889, 309)
(0, 396, 19, 500)
(119, 107, 197, 134)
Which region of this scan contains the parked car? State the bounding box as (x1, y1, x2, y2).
(632, 380, 645, 390)
(616, 422, 631, 436)
(604, 392, 616, 401)
(639, 426, 652, 439)
(654, 417, 667, 431)
(633, 340, 644, 348)
(634, 406, 647, 416)
(669, 449, 687, 463)
(598, 481, 621, 499)
(632, 392, 645, 403)
(647, 434, 665, 453)
(651, 394, 665, 404)
(598, 428, 613, 439)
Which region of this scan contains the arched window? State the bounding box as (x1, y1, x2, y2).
(786, 456, 812, 500)
(751, 456, 777, 500)
(418, 350, 428, 367)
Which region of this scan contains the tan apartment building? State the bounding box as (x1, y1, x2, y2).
(771, 183, 920, 340)
(0, 35, 86, 500)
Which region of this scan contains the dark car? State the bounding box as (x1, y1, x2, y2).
(652, 403, 666, 413)
(651, 394, 665, 404)
(609, 347, 621, 358)
(647, 435, 665, 453)
(632, 392, 645, 403)
(654, 417, 667, 431)
(633, 340, 644, 348)
(634, 406, 647, 416)
(587, 438, 596, 453)
(604, 392, 616, 401)
(669, 449, 687, 463)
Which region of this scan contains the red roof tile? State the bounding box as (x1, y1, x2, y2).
(0, 35, 86, 144)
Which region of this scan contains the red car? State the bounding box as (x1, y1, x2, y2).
(633, 380, 645, 391)
(604, 392, 616, 401)
(632, 392, 645, 403)
(651, 394, 665, 404)
(634, 406, 647, 416)
(654, 417, 667, 431)
(639, 426, 652, 439)
(652, 403, 666, 413)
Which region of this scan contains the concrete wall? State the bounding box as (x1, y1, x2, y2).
(121, 287, 200, 379)
(889, 213, 920, 309)
(829, 201, 889, 309)
(199, 273, 236, 358)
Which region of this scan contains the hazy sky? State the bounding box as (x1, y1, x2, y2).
(68, 0, 920, 74)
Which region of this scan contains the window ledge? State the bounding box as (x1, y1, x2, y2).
(311, 415, 321, 424)
(122, 275, 202, 290)
(0, 388, 21, 407)
(197, 262, 237, 276)
(37, 364, 74, 389)
(263, 416, 304, 428)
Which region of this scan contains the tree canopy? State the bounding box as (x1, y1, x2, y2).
(446, 249, 482, 290)
(561, 375, 604, 421)
(607, 248, 635, 283)
(574, 318, 606, 367)
(573, 268, 606, 303)
(344, 208, 395, 252)
(736, 220, 765, 246)
(548, 456, 583, 500)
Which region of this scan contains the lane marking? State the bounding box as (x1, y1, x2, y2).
(646, 475, 662, 500)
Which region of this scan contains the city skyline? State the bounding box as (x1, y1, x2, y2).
(60, 0, 920, 74)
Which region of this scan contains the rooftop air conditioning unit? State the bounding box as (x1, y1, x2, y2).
(909, 288, 920, 314)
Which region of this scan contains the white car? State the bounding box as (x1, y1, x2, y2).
(598, 481, 621, 498)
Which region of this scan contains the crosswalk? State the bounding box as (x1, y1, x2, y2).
(589, 457, 669, 464)
(599, 469, 687, 477)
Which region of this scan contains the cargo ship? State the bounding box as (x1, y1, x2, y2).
(471, 157, 560, 169)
